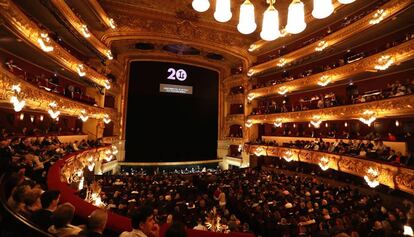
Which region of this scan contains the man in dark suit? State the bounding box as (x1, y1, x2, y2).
(32, 190, 60, 230)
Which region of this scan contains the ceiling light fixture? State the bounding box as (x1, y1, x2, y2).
(237, 0, 257, 34)
(286, 0, 306, 34)
(192, 0, 210, 12)
(338, 0, 356, 4)
(214, 0, 232, 22)
(260, 1, 280, 41)
(312, 0, 334, 19)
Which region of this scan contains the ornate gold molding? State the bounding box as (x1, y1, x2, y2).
(87, 0, 116, 29)
(0, 66, 116, 120)
(226, 114, 244, 123)
(248, 94, 414, 124)
(0, 0, 109, 87)
(246, 145, 414, 194)
(50, 0, 112, 59)
(248, 38, 414, 99)
(249, 0, 412, 75)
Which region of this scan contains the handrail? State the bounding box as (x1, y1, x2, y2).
(0, 174, 55, 237)
(249, 0, 413, 75)
(245, 144, 414, 195)
(247, 37, 414, 99)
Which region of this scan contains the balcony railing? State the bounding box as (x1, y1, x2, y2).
(247, 38, 414, 99)
(0, 0, 110, 87)
(248, 0, 412, 76)
(247, 94, 414, 124)
(0, 66, 115, 120)
(245, 144, 414, 195)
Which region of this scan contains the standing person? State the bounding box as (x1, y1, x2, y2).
(119, 207, 159, 237)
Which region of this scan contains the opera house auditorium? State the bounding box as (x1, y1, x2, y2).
(1, 0, 414, 236)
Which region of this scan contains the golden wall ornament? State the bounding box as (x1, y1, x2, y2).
(0, 67, 116, 120)
(0, 0, 110, 87)
(247, 94, 414, 124)
(245, 145, 411, 193)
(248, 38, 414, 99)
(248, 0, 412, 76)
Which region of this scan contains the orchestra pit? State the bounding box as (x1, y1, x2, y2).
(1, 0, 414, 236)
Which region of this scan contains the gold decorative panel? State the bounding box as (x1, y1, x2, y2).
(249, 0, 412, 75)
(247, 94, 414, 124)
(0, 0, 110, 87)
(246, 145, 413, 195)
(0, 67, 116, 120)
(248, 38, 414, 99)
(50, 0, 112, 59)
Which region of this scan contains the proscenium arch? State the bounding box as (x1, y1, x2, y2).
(102, 34, 255, 72)
(120, 56, 227, 142)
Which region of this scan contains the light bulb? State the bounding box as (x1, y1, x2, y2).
(286, 0, 306, 34)
(312, 0, 334, 19)
(237, 0, 257, 34)
(260, 5, 280, 41)
(192, 0, 210, 12)
(214, 0, 232, 22)
(338, 0, 356, 4)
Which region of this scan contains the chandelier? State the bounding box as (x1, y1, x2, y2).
(192, 0, 356, 41)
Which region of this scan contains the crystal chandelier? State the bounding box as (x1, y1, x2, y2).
(192, 0, 356, 42)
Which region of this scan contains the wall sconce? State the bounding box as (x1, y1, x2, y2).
(48, 101, 60, 120)
(40, 115, 44, 121)
(87, 162, 95, 172)
(106, 50, 113, 60)
(245, 119, 253, 128)
(317, 75, 332, 87)
(319, 156, 329, 171)
(283, 149, 293, 162)
(37, 32, 54, 52)
(30, 115, 35, 123)
(111, 145, 119, 155)
(254, 147, 263, 156)
(19, 113, 24, 121)
(278, 86, 289, 95)
(315, 40, 328, 51)
(80, 24, 91, 38)
(10, 84, 25, 112)
(277, 58, 287, 67)
(359, 110, 376, 126)
(395, 120, 400, 127)
(344, 122, 348, 127)
(77, 64, 86, 77)
(79, 109, 89, 122)
(248, 43, 257, 52)
(104, 80, 111, 90)
(274, 118, 283, 127)
(310, 115, 323, 128)
(364, 167, 380, 188)
(247, 93, 255, 101)
(374, 55, 395, 71)
(369, 9, 387, 25)
(238, 144, 243, 152)
(103, 114, 111, 124)
(109, 18, 116, 29)
(247, 69, 255, 77)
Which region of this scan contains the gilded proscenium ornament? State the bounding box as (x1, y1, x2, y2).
(247, 94, 414, 124)
(0, 67, 116, 120)
(0, 0, 110, 87)
(248, 0, 412, 75)
(50, 0, 113, 60)
(248, 38, 414, 99)
(245, 145, 407, 193)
